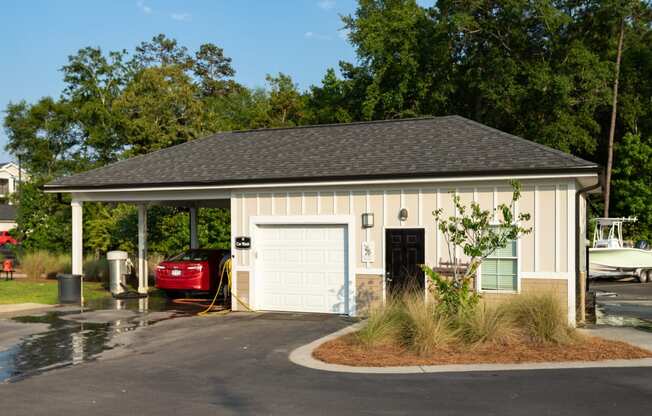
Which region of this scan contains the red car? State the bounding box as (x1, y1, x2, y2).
(0, 231, 18, 246)
(155, 249, 231, 295)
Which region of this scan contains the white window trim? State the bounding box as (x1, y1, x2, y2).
(477, 224, 521, 294)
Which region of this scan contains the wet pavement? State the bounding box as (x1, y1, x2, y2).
(0, 295, 209, 382)
(1, 279, 650, 388)
(591, 279, 652, 331)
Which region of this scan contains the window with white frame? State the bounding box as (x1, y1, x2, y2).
(481, 236, 517, 291)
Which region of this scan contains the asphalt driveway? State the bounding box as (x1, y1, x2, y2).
(592, 279, 652, 325)
(1, 311, 651, 415)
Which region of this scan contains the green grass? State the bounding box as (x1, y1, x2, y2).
(0, 279, 111, 305)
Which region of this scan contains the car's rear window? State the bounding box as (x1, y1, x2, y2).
(168, 250, 213, 262)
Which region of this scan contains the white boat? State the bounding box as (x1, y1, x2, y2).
(589, 217, 652, 283)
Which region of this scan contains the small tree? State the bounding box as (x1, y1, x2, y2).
(423, 181, 531, 315)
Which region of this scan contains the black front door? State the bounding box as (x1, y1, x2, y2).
(385, 228, 425, 294)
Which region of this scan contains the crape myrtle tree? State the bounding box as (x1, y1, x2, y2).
(422, 182, 531, 315)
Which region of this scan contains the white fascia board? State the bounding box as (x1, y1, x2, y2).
(68, 189, 231, 202)
(46, 172, 599, 197)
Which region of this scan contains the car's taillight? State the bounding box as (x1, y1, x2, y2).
(156, 265, 166, 270)
(187, 264, 203, 271)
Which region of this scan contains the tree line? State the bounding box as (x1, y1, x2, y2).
(3, 0, 652, 256)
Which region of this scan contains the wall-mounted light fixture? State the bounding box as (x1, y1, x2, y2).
(362, 213, 374, 228)
(399, 208, 408, 222)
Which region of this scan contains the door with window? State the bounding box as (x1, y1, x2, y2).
(385, 229, 425, 294)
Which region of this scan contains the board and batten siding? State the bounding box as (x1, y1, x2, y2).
(232, 181, 572, 272)
(230, 179, 577, 322)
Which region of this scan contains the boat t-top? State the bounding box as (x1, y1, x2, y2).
(589, 217, 652, 283)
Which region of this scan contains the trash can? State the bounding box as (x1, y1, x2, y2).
(57, 274, 81, 304)
(107, 250, 129, 296)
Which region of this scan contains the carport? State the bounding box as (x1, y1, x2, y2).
(66, 189, 229, 294)
(44, 116, 600, 321)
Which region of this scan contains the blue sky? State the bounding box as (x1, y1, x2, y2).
(0, 0, 432, 163)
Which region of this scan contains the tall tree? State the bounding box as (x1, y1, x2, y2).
(604, 16, 625, 217)
(265, 73, 306, 127)
(114, 65, 205, 155)
(61, 47, 129, 164)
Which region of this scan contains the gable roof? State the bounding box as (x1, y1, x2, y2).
(45, 116, 598, 191)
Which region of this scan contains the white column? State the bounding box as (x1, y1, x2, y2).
(189, 206, 199, 249)
(71, 200, 83, 276)
(137, 204, 148, 294)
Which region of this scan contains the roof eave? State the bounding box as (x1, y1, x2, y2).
(43, 166, 600, 193)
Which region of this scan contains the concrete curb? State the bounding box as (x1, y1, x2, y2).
(0, 303, 55, 317)
(289, 323, 652, 374)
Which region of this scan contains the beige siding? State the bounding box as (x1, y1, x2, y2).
(335, 191, 350, 214)
(232, 180, 574, 281)
(476, 187, 493, 212)
(368, 191, 384, 269)
(496, 186, 514, 211)
(244, 194, 257, 265)
(320, 192, 334, 215)
(303, 192, 318, 214)
(520, 186, 535, 272)
(258, 193, 272, 215)
(422, 189, 438, 265)
(231, 179, 578, 321)
(233, 271, 250, 311)
(385, 190, 401, 227)
(403, 190, 419, 227)
(558, 186, 568, 272)
(352, 192, 366, 269)
(232, 194, 244, 267)
(288, 192, 302, 215)
(273, 192, 287, 215)
(457, 188, 475, 263)
(538, 185, 556, 272)
(438, 190, 456, 263)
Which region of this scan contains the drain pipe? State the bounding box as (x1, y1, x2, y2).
(575, 173, 602, 324)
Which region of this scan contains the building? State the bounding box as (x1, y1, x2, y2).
(44, 116, 600, 324)
(0, 162, 26, 231)
(0, 162, 22, 205)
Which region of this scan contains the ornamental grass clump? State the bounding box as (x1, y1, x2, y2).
(355, 297, 404, 348)
(400, 293, 456, 355)
(505, 293, 576, 345)
(456, 304, 517, 346)
(19, 250, 69, 280)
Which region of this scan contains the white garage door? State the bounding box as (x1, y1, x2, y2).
(255, 224, 348, 314)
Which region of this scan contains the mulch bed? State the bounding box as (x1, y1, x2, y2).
(313, 333, 652, 367)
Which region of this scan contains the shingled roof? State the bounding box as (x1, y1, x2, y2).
(45, 116, 598, 190)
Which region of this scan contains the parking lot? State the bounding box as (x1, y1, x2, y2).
(590, 279, 652, 327)
(1, 309, 652, 415)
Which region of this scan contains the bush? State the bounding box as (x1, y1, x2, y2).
(355, 297, 404, 348)
(148, 252, 165, 277)
(83, 256, 109, 283)
(456, 304, 516, 346)
(401, 294, 456, 355)
(19, 250, 69, 279)
(505, 293, 576, 344)
(422, 266, 479, 316)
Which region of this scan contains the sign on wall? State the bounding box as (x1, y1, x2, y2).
(235, 236, 251, 249)
(361, 241, 375, 263)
